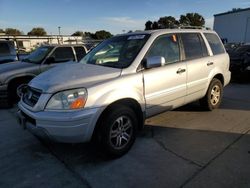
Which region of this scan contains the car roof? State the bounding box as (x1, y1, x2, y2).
(116, 28, 216, 37)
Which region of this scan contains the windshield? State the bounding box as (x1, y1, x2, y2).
(80, 34, 150, 68)
(22, 46, 53, 63)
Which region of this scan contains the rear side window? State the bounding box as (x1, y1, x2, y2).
(146, 34, 180, 65)
(181, 33, 208, 60)
(51, 47, 75, 63)
(74, 46, 86, 61)
(0, 42, 11, 55)
(204, 33, 225, 55)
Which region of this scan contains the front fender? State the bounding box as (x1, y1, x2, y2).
(85, 73, 145, 112)
(6, 73, 36, 84)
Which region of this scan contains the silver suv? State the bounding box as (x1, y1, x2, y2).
(18, 29, 231, 157)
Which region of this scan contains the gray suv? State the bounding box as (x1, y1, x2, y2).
(0, 44, 87, 107)
(18, 29, 231, 157)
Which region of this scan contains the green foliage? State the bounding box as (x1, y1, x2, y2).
(152, 21, 159, 29)
(144, 12, 205, 30)
(71, 31, 84, 36)
(5, 28, 23, 35)
(27, 27, 47, 36)
(158, 16, 178, 28)
(0, 28, 4, 33)
(179, 13, 205, 27)
(94, 30, 112, 40)
(145, 20, 153, 30)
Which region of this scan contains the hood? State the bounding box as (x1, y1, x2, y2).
(0, 61, 37, 82)
(29, 63, 122, 93)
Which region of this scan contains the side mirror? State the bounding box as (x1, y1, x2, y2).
(144, 56, 165, 69)
(45, 56, 55, 64)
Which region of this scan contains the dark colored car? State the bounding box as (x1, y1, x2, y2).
(229, 44, 250, 81)
(0, 40, 18, 64)
(224, 42, 241, 54)
(0, 44, 87, 107)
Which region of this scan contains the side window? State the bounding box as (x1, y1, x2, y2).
(51, 47, 75, 63)
(204, 33, 225, 55)
(0, 43, 11, 55)
(181, 33, 207, 60)
(74, 46, 87, 61)
(146, 34, 180, 65)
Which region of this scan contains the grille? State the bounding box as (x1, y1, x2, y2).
(23, 86, 42, 107)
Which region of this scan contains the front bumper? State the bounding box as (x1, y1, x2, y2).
(17, 102, 103, 143)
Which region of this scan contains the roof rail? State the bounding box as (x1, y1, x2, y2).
(177, 25, 211, 30)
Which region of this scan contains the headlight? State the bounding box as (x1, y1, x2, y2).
(46, 88, 87, 110)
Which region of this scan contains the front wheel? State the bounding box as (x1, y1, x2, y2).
(97, 105, 137, 157)
(200, 78, 223, 111)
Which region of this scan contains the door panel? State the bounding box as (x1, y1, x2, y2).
(185, 56, 213, 103)
(144, 62, 187, 117)
(180, 33, 212, 104)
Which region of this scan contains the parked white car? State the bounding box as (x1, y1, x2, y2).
(18, 29, 231, 157)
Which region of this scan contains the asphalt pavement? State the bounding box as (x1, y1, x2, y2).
(0, 83, 250, 188)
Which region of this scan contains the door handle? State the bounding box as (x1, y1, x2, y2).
(207, 62, 214, 66)
(176, 68, 186, 74)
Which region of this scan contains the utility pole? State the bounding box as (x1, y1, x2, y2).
(58, 26, 61, 44)
(58, 26, 61, 36)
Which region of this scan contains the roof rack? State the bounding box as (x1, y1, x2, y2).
(177, 25, 211, 30)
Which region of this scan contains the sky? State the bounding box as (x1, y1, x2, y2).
(0, 0, 250, 35)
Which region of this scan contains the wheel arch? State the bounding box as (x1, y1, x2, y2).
(7, 75, 34, 90)
(91, 98, 145, 140)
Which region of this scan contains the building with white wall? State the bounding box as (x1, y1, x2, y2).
(214, 7, 250, 43)
(0, 35, 83, 52)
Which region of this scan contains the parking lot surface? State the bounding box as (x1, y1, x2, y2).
(0, 83, 250, 188)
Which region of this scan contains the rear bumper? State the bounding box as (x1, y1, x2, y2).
(17, 102, 104, 143)
(224, 71, 231, 86)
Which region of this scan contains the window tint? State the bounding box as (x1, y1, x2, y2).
(146, 34, 180, 65)
(181, 33, 207, 60)
(51, 47, 75, 63)
(0, 43, 10, 54)
(204, 33, 225, 55)
(74, 46, 86, 61)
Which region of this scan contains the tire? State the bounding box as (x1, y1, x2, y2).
(96, 105, 138, 157)
(8, 79, 30, 105)
(200, 78, 223, 111)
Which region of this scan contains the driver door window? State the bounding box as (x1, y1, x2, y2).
(146, 34, 180, 65)
(51, 47, 75, 63)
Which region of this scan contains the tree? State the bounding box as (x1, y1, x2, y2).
(0, 28, 4, 33)
(232, 8, 241, 12)
(71, 31, 84, 36)
(145, 20, 153, 30)
(94, 30, 112, 40)
(84, 32, 96, 39)
(5, 28, 22, 35)
(158, 16, 178, 28)
(152, 21, 159, 30)
(179, 13, 205, 27)
(27, 27, 47, 36)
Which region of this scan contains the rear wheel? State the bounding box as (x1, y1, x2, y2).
(96, 105, 137, 157)
(200, 78, 223, 111)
